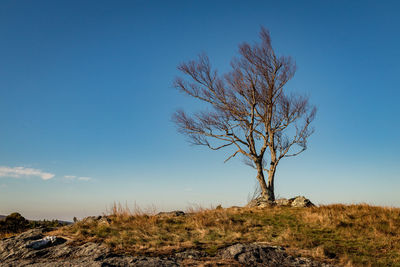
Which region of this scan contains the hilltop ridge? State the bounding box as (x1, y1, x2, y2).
(0, 227, 335, 266)
(1, 203, 400, 266)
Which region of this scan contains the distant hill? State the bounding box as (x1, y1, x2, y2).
(0, 215, 6, 221)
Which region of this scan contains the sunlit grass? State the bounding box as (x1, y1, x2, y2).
(54, 203, 400, 266)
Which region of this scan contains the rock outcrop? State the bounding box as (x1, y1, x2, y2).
(0, 227, 335, 266)
(247, 197, 274, 208)
(275, 198, 290, 206)
(219, 243, 333, 267)
(80, 215, 111, 224)
(248, 196, 315, 208)
(289, 196, 315, 208)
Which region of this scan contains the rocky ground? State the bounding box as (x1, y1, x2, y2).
(0, 227, 338, 267)
(247, 196, 315, 209)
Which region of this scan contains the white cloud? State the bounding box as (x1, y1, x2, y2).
(0, 166, 55, 180)
(78, 177, 91, 181)
(63, 175, 91, 182)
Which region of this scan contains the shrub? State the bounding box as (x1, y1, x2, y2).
(0, 212, 29, 234)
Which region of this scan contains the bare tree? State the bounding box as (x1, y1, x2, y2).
(173, 28, 316, 202)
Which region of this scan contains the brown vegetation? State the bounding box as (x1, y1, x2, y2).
(0, 212, 68, 239)
(54, 203, 400, 266)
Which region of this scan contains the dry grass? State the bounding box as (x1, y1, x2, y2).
(56, 203, 400, 266)
(0, 232, 17, 239)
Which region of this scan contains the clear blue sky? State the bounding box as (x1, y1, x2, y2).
(1, 0, 399, 221)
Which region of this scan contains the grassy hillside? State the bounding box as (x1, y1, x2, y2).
(53, 204, 400, 266)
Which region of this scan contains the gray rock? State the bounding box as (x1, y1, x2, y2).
(73, 242, 109, 259)
(81, 215, 111, 224)
(275, 198, 290, 206)
(174, 249, 207, 260)
(125, 257, 179, 267)
(25, 236, 64, 250)
(290, 196, 315, 208)
(80, 216, 98, 224)
(157, 211, 185, 217)
(248, 196, 315, 208)
(219, 243, 335, 267)
(220, 243, 247, 259)
(247, 197, 274, 208)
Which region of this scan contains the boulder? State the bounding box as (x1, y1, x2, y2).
(25, 236, 65, 250)
(81, 215, 111, 225)
(248, 196, 314, 208)
(289, 196, 315, 208)
(275, 198, 290, 206)
(247, 197, 274, 208)
(157, 211, 185, 217)
(80, 216, 100, 224)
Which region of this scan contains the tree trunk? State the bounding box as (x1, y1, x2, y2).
(266, 167, 276, 201)
(255, 160, 275, 201)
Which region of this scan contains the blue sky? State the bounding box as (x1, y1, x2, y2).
(0, 0, 399, 221)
